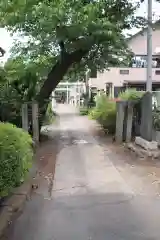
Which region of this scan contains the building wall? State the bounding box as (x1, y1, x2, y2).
(128, 27, 160, 55)
(89, 68, 160, 89)
(89, 26, 160, 92)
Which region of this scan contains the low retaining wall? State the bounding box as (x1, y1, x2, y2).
(152, 129, 160, 146)
(0, 178, 32, 239)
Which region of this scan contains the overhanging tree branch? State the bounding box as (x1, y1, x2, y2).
(37, 47, 89, 107)
(59, 40, 67, 58)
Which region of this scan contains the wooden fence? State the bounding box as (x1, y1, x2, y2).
(21, 101, 39, 145)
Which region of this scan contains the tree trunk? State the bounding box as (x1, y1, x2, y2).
(37, 48, 89, 129)
(37, 49, 88, 108)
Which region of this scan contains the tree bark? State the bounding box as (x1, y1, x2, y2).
(37, 48, 88, 108)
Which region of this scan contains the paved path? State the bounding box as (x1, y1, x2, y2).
(6, 104, 160, 239)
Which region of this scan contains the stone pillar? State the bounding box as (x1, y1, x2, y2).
(21, 103, 28, 132)
(32, 102, 39, 145)
(140, 92, 152, 141)
(115, 101, 127, 143)
(126, 102, 134, 142)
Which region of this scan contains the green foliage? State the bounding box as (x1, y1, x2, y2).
(0, 1, 145, 74)
(0, 0, 149, 121)
(3, 57, 42, 101)
(89, 94, 116, 134)
(90, 89, 144, 134)
(153, 107, 160, 131)
(0, 80, 22, 126)
(119, 89, 144, 100)
(79, 107, 89, 116)
(0, 57, 43, 126)
(0, 123, 33, 197)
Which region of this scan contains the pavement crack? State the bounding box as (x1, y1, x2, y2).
(53, 184, 88, 192)
(48, 174, 55, 198)
(53, 195, 135, 211)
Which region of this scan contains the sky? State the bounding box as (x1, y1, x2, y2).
(0, 0, 160, 62)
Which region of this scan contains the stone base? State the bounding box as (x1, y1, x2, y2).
(135, 137, 158, 151)
(126, 142, 160, 160)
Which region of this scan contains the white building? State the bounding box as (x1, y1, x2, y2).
(53, 81, 86, 106)
(89, 22, 160, 97)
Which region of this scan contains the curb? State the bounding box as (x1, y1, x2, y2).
(125, 142, 160, 160)
(0, 176, 33, 239)
(0, 119, 59, 239)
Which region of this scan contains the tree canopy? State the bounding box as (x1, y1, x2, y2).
(0, 0, 145, 107)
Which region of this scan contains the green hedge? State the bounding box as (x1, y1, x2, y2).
(89, 94, 116, 134)
(0, 123, 33, 198)
(89, 90, 143, 134)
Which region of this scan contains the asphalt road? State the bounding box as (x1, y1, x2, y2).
(5, 104, 160, 240)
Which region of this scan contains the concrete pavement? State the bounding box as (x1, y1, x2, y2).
(5, 104, 160, 240)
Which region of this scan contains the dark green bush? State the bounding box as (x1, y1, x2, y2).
(0, 123, 33, 197)
(0, 83, 23, 127)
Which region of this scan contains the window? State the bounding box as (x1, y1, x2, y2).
(119, 69, 129, 75)
(90, 68, 97, 78)
(155, 70, 160, 75)
(131, 56, 158, 68)
(114, 86, 125, 98)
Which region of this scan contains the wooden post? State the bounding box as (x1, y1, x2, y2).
(126, 102, 134, 142)
(140, 92, 152, 141)
(32, 101, 39, 145)
(22, 103, 28, 132)
(115, 101, 127, 143)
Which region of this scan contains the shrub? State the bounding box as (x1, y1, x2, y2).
(79, 107, 89, 116)
(119, 89, 144, 101)
(153, 107, 160, 131)
(89, 94, 116, 134)
(89, 90, 144, 134)
(0, 123, 33, 197)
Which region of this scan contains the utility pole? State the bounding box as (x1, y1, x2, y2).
(140, 0, 153, 142)
(146, 0, 152, 92)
